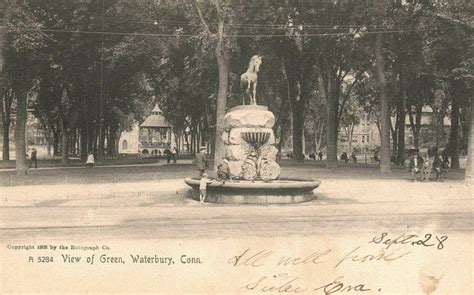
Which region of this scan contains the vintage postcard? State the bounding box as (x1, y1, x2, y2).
(1, 0, 473, 294)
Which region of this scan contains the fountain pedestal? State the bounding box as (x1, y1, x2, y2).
(221, 105, 280, 180)
(184, 105, 321, 204)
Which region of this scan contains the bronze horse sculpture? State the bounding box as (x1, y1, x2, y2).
(240, 55, 262, 105)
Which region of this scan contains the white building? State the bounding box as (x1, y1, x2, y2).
(118, 104, 185, 156)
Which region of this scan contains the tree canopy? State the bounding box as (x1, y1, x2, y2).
(1, 0, 472, 179)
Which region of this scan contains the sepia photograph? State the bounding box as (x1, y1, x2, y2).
(0, 0, 473, 293)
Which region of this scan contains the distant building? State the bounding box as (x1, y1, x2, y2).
(337, 106, 452, 153)
(338, 113, 380, 152)
(138, 104, 175, 156)
(118, 123, 139, 154)
(118, 104, 187, 156)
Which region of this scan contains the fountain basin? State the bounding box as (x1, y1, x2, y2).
(184, 177, 321, 204)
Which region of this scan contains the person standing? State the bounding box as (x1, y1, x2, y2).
(318, 150, 323, 161)
(422, 154, 432, 182)
(432, 154, 444, 181)
(172, 147, 178, 164)
(30, 148, 37, 169)
(199, 173, 213, 204)
(86, 152, 95, 168)
(165, 149, 171, 163)
(194, 147, 208, 176)
(350, 153, 357, 163)
(409, 151, 423, 181)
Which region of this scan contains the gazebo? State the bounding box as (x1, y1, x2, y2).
(139, 104, 173, 156)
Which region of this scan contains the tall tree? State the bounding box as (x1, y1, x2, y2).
(374, 32, 392, 173)
(5, 2, 46, 175)
(0, 0, 16, 160)
(191, 0, 231, 170)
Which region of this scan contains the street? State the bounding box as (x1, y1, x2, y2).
(1, 177, 472, 240)
(1, 165, 472, 294)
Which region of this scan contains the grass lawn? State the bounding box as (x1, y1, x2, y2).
(0, 159, 465, 187)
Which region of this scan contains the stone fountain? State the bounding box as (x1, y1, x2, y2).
(184, 56, 320, 204)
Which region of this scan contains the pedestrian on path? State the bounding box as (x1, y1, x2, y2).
(172, 147, 178, 164)
(29, 148, 37, 169)
(165, 149, 171, 163)
(194, 147, 208, 177)
(86, 152, 95, 168)
(350, 153, 357, 163)
(199, 173, 213, 204)
(409, 151, 423, 181)
(422, 154, 432, 182)
(432, 154, 445, 182)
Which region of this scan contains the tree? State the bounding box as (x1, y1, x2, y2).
(374, 32, 392, 173)
(26, 0, 154, 160)
(340, 92, 363, 154)
(0, 0, 16, 160)
(310, 2, 371, 168)
(306, 90, 326, 156)
(5, 2, 46, 175)
(191, 0, 231, 170)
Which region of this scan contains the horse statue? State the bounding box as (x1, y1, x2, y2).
(240, 55, 262, 105)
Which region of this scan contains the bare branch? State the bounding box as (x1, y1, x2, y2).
(191, 0, 213, 36)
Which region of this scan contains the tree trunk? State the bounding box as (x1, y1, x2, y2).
(92, 126, 98, 154)
(315, 122, 324, 154)
(397, 46, 407, 165)
(0, 1, 15, 161)
(347, 126, 354, 154)
(2, 114, 10, 160)
(108, 124, 118, 155)
(291, 87, 306, 163)
(276, 61, 291, 162)
(460, 107, 469, 151)
(71, 129, 77, 155)
(60, 117, 68, 165)
(276, 102, 290, 162)
(450, 98, 460, 169)
(375, 33, 391, 173)
(397, 114, 405, 164)
(14, 88, 28, 175)
(391, 115, 398, 156)
(190, 130, 195, 155)
(1, 88, 13, 160)
(99, 125, 106, 155)
(324, 67, 339, 169)
(212, 16, 228, 171)
(53, 127, 60, 156)
(46, 130, 51, 157)
(414, 105, 422, 149)
(80, 126, 87, 160)
(465, 99, 473, 182)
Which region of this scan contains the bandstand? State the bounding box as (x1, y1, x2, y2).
(139, 105, 173, 156)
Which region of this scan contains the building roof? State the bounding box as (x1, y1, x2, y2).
(140, 104, 172, 128)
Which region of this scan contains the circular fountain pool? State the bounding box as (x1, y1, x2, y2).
(184, 177, 321, 204)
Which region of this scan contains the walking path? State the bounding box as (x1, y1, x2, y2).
(0, 159, 195, 172)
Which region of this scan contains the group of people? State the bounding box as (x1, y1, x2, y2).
(339, 151, 358, 163)
(308, 151, 324, 161)
(165, 147, 178, 164)
(409, 151, 448, 182)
